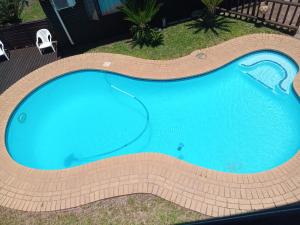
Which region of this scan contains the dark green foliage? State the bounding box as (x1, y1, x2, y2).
(0, 0, 28, 24)
(201, 0, 223, 16)
(119, 0, 163, 47)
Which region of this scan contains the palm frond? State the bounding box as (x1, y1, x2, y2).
(201, 0, 223, 15)
(119, 0, 163, 46)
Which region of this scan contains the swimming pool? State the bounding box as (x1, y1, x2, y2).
(5, 50, 300, 173)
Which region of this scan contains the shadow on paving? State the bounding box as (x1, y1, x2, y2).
(177, 202, 300, 225)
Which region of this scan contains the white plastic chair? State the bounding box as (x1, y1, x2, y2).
(36, 29, 56, 55)
(0, 40, 9, 60)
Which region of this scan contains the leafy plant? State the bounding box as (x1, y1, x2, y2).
(201, 0, 223, 16)
(197, 0, 223, 28)
(0, 0, 28, 24)
(119, 0, 163, 47)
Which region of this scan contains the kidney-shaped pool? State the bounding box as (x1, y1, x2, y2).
(5, 50, 300, 173)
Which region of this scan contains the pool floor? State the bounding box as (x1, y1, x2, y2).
(5, 51, 300, 173)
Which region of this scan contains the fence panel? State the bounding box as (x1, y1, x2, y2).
(220, 0, 300, 31)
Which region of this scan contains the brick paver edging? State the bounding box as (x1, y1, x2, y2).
(0, 34, 300, 217)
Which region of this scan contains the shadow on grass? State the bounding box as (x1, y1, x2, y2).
(128, 30, 164, 49)
(254, 21, 294, 35)
(187, 15, 234, 35)
(219, 12, 294, 35)
(61, 33, 131, 57)
(61, 29, 164, 58)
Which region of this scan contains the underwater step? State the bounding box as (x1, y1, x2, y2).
(240, 52, 298, 94)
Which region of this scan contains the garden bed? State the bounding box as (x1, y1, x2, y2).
(82, 17, 282, 60)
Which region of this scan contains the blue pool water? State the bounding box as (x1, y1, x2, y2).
(5, 50, 300, 173)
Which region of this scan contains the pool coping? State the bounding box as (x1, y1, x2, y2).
(1, 33, 300, 217)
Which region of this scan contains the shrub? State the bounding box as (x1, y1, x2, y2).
(0, 0, 28, 24)
(201, 0, 223, 16)
(119, 0, 163, 47)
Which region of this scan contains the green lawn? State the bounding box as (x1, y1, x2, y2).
(21, 0, 46, 23)
(86, 17, 281, 60)
(0, 194, 209, 225)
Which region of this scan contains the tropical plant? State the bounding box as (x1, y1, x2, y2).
(201, 0, 223, 16)
(119, 0, 163, 47)
(0, 0, 28, 24)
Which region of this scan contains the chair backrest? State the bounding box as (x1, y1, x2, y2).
(0, 40, 4, 51)
(36, 29, 52, 43)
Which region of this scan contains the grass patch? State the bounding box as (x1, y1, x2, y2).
(86, 17, 281, 60)
(0, 194, 209, 225)
(21, 0, 46, 23)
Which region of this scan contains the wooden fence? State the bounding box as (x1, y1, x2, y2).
(219, 0, 300, 31)
(0, 19, 53, 50)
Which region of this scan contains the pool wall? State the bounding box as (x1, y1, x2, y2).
(1, 34, 300, 216)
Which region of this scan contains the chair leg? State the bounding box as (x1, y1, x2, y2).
(4, 53, 9, 60)
(51, 45, 56, 53)
(38, 48, 43, 55)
